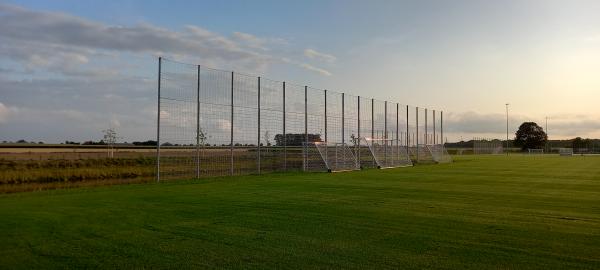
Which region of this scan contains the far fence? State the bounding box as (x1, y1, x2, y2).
(473, 137, 504, 154)
(157, 57, 447, 180)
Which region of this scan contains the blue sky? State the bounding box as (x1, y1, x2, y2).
(1, 0, 600, 143)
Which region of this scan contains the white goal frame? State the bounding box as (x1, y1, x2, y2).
(428, 144, 453, 163)
(307, 142, 359, 172)
(360, 137, 412, 169)
(528, 149, 544, 154)
(559, 148, 573, 156)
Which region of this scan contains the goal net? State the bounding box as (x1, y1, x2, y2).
(559, 148, 573, 156)
(428, 144, 453, 163)
(473, 138, 504, 154)
(528, 149, 544, 154)
(408, 145, 436, 163)
(360, 138, 412, 168)
(305, 142, 359, 172)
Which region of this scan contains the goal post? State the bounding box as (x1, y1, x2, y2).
(304, 142, 359, 172)
(559, 148, 573, 156)
(528, 149, 544, 154)
(428, 144, 453, 163)
(360, 137, 412, 169)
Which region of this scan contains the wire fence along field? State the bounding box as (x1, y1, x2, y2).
(157, 58, 450, 180)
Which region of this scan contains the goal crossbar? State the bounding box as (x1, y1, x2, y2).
(306, 142, 360, 172)
(360, 137, 412, 169)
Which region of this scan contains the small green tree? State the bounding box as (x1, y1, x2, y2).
(514, 122, 547, 150)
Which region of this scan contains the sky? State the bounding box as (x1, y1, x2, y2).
(1, 0, 600, 143)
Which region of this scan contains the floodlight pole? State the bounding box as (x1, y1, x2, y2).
(506, 103, 509, 155)
(156, 57, 161, 182)
(546, 116, 549, 153)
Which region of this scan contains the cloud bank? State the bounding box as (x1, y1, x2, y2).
(0, 3, 335, 142)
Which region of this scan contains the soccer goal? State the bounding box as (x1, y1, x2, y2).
(408, 145, 436, 163)
(473, 138, 504, 154)
(559, 148, 573, 156)
(304, 142, 359, 172)
(528, 149, 544, 154)
(360, 138, 412, 169)
(428, 144, 453, 163)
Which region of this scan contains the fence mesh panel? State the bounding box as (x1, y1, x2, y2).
(157, 58, 448, 179)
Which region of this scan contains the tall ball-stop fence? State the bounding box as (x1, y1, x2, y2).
(157, 58, 451, 181)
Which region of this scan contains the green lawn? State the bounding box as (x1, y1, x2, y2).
(1, 155, 599, 269)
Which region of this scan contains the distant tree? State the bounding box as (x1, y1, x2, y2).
(38, 141, 44, 144)
(197, 127, 207, 146)
(17, 139, 27, 143)
(132, 140, 157, 146)
(572, 137, 592, 150)
(514, 122, 547, 150)
(264, 131, 271, 146)
(102, 128, 118, 158)
(274, 133, 322, 146)
(350, 134, 359, 147)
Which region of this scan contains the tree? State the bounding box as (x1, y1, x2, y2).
(514, 122, 547, 150)
(102, 128, 119, 158)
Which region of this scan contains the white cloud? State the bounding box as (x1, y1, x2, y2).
(299, 63, 332, 76)
(304, 48, 336, 63)
(0, 3, 277, 74)
(0, 102, 10, 123)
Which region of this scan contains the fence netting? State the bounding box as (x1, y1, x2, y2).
(157, 58, 448, 180)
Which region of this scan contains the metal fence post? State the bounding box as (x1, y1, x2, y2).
(341, 93, 345, 170)
(425, 108, 428, 145)
(304, 86, 308, 171)
(257, 77, 261, 174)
(357, 96, 361, 168)
(416, 107, 419, 162)
(371, 98, 374, 166)
(384, 101, 387, 163)
(156, 57, 161, 182)
(230, 71, 234, 176)
(324, 90, 328, 143)
(196, 65, 201, 179)
(406, 105, 409, 156)
(283, 81, 286, 171)
(323, 90, 328, 168)
(342, 93, 345, 145)
(441, 111, 444, 145)
(433, 110, 436, 145)
(396, 103, 399, 161)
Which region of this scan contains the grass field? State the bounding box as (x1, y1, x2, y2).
(1, 155, 599, 269)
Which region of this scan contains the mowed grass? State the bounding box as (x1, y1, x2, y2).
(1, 155, 599, 269)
